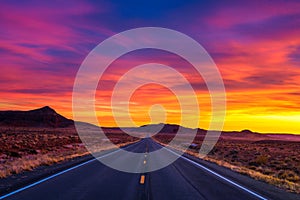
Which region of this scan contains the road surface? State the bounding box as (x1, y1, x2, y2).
(0, 138, 298, 200)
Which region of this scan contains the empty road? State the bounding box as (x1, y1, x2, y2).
(1, 138, 298, 200)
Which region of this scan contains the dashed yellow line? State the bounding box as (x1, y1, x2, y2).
(140, 175, 145, 184)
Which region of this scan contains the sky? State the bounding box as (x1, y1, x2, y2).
(1, 0, 300, 133)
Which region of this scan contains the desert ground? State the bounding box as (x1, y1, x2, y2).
(153, 130, 300, 193)
(0, 126, 139, 179)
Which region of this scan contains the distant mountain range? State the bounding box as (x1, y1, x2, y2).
(0, 106, 219, 133)
(0, 106, 298, 138)
(0, 106, 73, 128)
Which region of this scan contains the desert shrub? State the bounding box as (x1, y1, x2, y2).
(278, 170, 300, 182)
(255, 155, 268, 165)
(7, 151, 21, 158)
(263, 169, 274, 175)
(249, 166, 257, 170)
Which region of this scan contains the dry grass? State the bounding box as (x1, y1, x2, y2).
(0, 126, 139, 178)
(153, 134, 300, 194)
(0, 148, 88, 178)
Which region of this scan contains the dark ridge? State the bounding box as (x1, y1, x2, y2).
(241, 129, 253, 134)
(137, 123, 206, 134)
(0, 106, 74, 128)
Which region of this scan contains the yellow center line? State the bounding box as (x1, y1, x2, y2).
(140, 175, 145, 184)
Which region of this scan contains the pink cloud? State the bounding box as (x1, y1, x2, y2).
(202, 1, 300, 29)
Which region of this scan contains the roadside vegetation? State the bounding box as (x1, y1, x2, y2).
(0, 126, 139, 178)
(153, 133, 300, 193)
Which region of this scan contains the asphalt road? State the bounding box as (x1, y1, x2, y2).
(1, 138, 298, 200)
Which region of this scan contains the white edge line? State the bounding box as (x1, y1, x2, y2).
(164, 147, 268, 200)
(0, 149, 121, 200)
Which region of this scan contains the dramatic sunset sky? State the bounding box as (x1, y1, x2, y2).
(1, 0, 300, 133)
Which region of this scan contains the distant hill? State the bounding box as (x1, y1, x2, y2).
(0, 106, 74, 128)
(138, 123, 206, 134)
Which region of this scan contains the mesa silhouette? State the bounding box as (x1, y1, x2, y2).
(0, 106, 73, 128)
